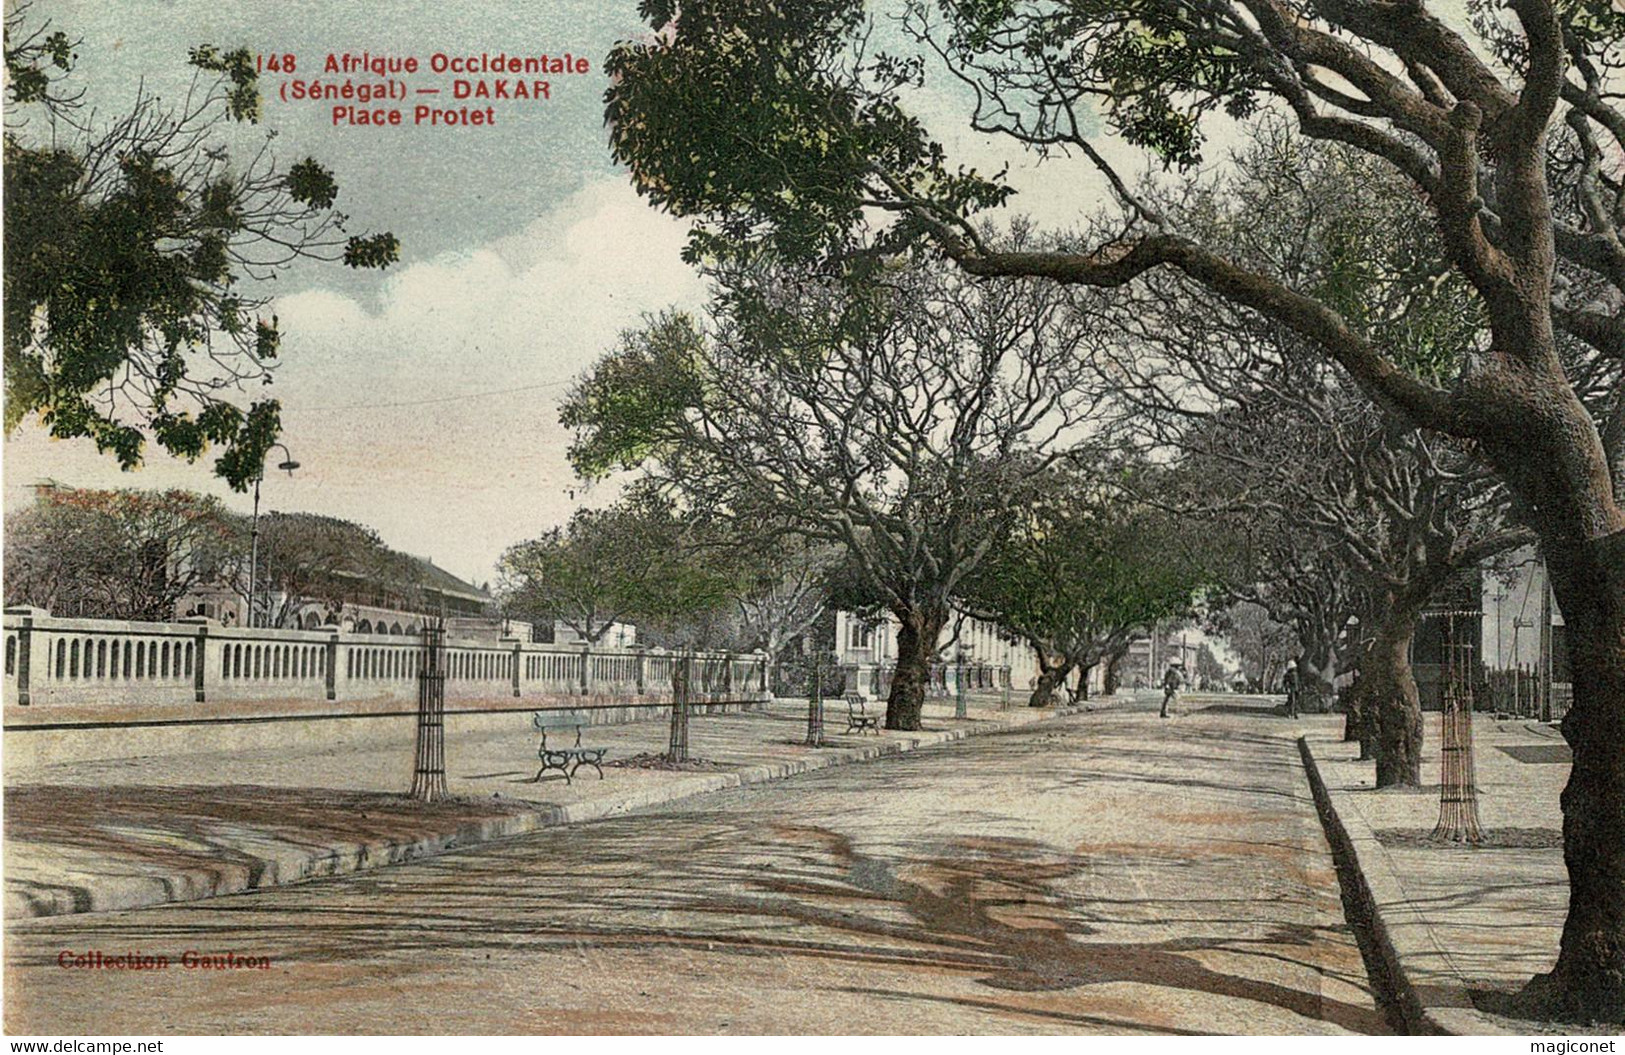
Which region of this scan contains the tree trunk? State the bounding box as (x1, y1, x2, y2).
(1368, 602, 1424, 789)
(1028, 653, 1072, 708)
(1342, 678, 1363, 742)
(1343, 675, 1377, 760)
(886, 602, 947, 731)
(1523, 531, 1625, 1021)
(1103, 643, 1130, 696)
(1298, 638, 1338, 713)
(1464, 371, 1625, 1020)
(1342, 682, 1360, 740)
(1342, 636, 1373, 744)
(1076, 663, 1093, 701)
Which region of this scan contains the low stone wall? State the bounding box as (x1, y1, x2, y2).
(5, 691, 767, 771)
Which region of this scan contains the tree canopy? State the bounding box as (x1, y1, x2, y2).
(561, 255, 1101, 727)
(3, 8, 398, 489)
(605, 0, 1625, 1015)
(3, 485, 236, 621)
(958, 466, 1222, 705)
(497, 489, 739, 646)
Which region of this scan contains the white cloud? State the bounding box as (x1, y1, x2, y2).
(4, 176, 706, 586)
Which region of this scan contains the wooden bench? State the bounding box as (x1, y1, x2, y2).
(531, 710, 608, 784)
(844, 693, 881, 735)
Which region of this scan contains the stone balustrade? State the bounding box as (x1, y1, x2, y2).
(1, 607, 768, 714)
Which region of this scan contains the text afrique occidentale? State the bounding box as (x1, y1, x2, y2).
(265, 51, 591, 127)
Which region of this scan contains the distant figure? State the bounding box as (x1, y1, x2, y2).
(1160, 664, 1183, 718)
(1283, 660, 1301, 718)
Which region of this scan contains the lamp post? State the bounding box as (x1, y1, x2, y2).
(246, 442, 300, 629)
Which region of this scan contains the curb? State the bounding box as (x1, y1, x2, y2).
(1297, 735, 1515, 1036)
(8, 705, 1076, 921)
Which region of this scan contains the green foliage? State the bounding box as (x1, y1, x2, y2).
(3, 23, 72, 105)
(605, 0, 1010, 271)
(603, 0, 1268, 272)
(343, 232, 402, 270)
(497, 488, 741, 645)
(560, 311, 708, 478)
(959, 467, 1227, 668)
(285, 159, 340, 209)
(186, 45, 260, 122)
(3, 12, 398, 490)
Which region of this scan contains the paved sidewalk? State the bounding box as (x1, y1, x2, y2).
(4, 695, 1063, 919)
(1300, 715, 1574, 1034)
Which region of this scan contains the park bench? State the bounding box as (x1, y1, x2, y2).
(844, 693, 882, 735)
(531, 710, 608, 784)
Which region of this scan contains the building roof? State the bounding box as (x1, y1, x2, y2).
(405, 555, 490, 603)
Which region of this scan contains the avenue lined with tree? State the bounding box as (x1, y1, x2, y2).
(598, 0, 1624, 1021)
(2, 0, 1618, 1031)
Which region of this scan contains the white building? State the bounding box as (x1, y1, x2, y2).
(831, 608, 1045, 698)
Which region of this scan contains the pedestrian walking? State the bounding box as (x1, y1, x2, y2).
(1160, 663, 1183, 718)
(1283, 660, 1300, 718)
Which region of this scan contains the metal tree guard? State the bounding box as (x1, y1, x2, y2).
(667, 649, 691, 763)
(411, 621, 448, 802)
(1432, 615, 1484, 843)
(806, 656, 826, 747)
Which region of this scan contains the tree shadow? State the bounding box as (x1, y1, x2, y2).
(9, 812, 1390, 1034)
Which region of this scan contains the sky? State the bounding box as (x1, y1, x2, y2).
(2, 0, 1152, 587)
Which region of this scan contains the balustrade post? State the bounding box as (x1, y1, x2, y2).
(12, 609, 36, 706)
(634, 646, 646, 695)
(324, 628, 340, 701)
(508, 637, 522, 698)
(580, 645, 592, 697)
(193, 623, 208, 703)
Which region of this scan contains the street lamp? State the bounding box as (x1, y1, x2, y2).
(246, 442, 300, 629)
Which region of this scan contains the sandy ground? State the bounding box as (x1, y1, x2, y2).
(5, 698, 1388, 1035)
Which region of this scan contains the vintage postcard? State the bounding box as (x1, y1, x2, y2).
(2, 0, 1621, 1042)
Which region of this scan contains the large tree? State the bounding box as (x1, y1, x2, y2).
(3, 485, 237, 621)
(3, 9, 397, 489)
(497, 489, 739, 646)
(958, 468, 1219, 706)
(605, 0, 1625, 1016)
(561, 259, 1099, 729)
(731, 536, 838, 689)
(236, 512, 425, 629)
(1206, 601, 1298, 693)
